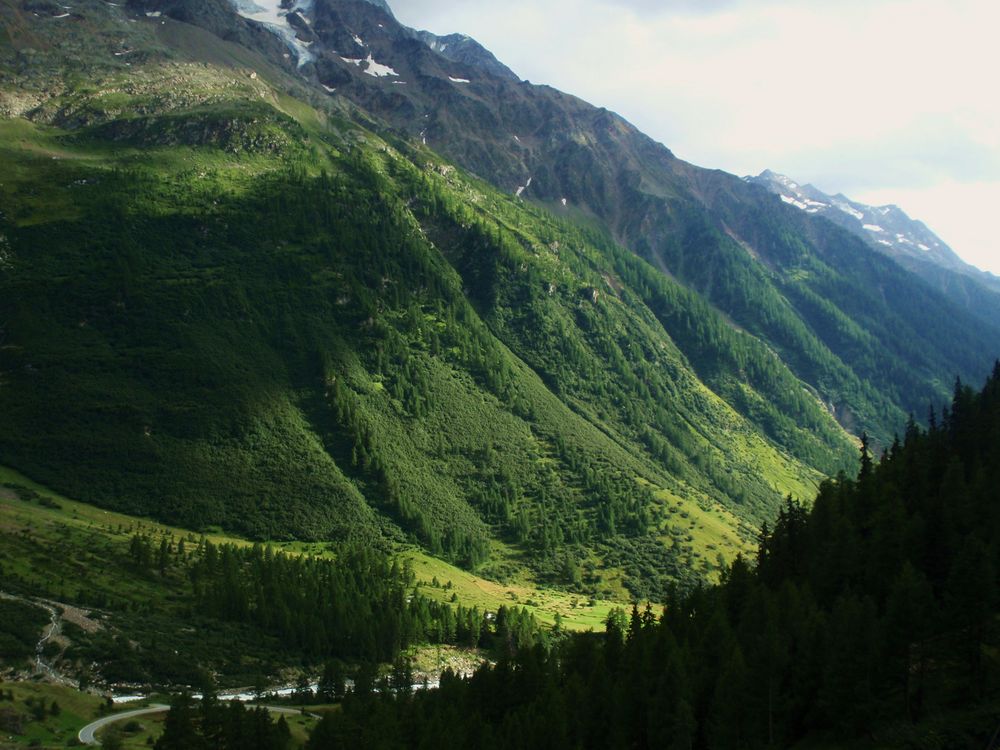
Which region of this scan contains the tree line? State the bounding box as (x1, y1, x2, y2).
(127, 537, 546, 664)
(153, 692, 291, 750)
(304, 368, 1000, 748)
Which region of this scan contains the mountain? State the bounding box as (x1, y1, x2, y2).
(747, 169, 969, 272)
(105, 0, 1000, 446)
(409, 31, 519, 81)
(1, 0, 999, 600)
(310, 369, 1000, 748)
(160, 0, 1000, 441)
(0, 0, 841, 601)
(746, 169, 1000, 324)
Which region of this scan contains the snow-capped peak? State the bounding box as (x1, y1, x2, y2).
(746, 169, 971, 278)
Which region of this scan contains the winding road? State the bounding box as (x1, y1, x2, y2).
(77, 704, 170, 745)
(76, 703, 313, 746)
(2, 590, 320, 747)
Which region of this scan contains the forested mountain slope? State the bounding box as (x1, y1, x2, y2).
(1, 0, 998, 599)
(0, 466, 556, 688)
(309, 370, 1000, 749)
(747, 169, 1000, 328)
(0, 0, 860, 598)
(150, 0, 1000, 444)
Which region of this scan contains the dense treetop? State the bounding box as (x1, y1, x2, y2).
(306, 368, 1000, 749)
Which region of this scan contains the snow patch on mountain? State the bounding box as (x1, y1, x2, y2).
(834, 202, 864, 221)
(780, 194, 809, 211)
(746, 169, 989, 286)
(341, 54, 399, 78)
(229, 0, 315, 66)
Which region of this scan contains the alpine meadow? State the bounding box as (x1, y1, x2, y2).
(1, 0, 999, 747)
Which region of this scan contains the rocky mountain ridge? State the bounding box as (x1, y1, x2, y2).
(746, 169, 1000, 288)
(745, 168, 1000, 325)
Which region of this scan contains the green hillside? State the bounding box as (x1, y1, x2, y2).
(245, 0, 1000, 448)
(0, 0, 866, 598)
(0, 91, 826, 597)
(0, 464, 607, 687)
(306, 371, 1000, 750)
(1, 0, 994, 604)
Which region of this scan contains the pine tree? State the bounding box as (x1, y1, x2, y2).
(155, 694, 203, 750)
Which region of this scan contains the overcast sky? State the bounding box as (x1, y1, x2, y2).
(390, 0, 1000, 274)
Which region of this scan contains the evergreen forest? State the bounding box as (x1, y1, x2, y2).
(2, 3, 1000, 748)
(303, 371, 1000, 749)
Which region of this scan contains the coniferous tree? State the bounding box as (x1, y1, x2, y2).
(155, 693, 203, 750)
(304, 369, 1000, 749)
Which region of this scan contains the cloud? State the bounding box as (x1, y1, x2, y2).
(389, 0, 1000, 272)
(591, 0, 743, 14)
(780, 123, 1000, 193)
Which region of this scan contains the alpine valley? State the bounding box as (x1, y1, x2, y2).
(0, 0, 999, 748)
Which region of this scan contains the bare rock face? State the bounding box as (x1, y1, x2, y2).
(0, 89, 43, 118)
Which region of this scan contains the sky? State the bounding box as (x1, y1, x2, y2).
(389, 0, 1000, 274)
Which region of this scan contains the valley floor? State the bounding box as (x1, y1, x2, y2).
(0, 463, 624, 723)
(0, 681, 323, 749)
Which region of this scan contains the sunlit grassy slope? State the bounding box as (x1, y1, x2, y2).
(0, 92, 835, 597)
(0, 682, 105, 749)
(0, 3, 854, 601)
(0, 465, 620, 632)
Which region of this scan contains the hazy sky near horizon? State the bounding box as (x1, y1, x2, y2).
(390, 0, 1000, 274)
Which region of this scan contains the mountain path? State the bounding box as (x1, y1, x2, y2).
(77, 704, 316, 746)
